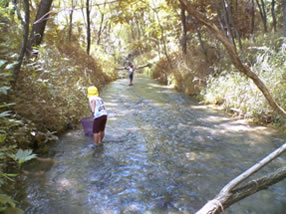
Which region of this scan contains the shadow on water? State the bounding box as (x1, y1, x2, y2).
(17, 75, 286, 214)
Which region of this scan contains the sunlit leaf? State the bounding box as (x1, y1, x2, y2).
(0, 111, 11, 117)
(0, 173, 16, 182)
(0, 133, 6, 143)
(5, 62, 18, 70)
(0, 60, 7, 68)
(0, 103, 15, 109)
(7, 119, 23, 126)
(8, 149, 37, 166)
(13, 149, 37, 164)
(0, 86, 10, 95)
(5, 173, 17, 177)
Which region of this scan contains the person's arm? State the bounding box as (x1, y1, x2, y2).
(91, 100, 96, 116)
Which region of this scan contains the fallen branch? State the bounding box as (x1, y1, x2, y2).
(135, 63, 152, 70)
(116, 63, 152, 71)
(196, 142, 286, 214)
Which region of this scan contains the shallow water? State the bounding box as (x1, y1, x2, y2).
(18, 75, 286, 213)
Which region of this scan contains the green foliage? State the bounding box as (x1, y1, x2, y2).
(0, 193, 25, 213)
(0, 132, 6, 143)
(0, 194, 16, 211)
(0, 0, 9, 7)
(9, 149, 37, 165)
(0, 144, 19, 211)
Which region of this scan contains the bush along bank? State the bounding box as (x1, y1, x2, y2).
(151, 35, 286, 130)
(202, 35, 286, 128)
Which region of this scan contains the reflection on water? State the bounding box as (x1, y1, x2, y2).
(18, 75, 286, 214)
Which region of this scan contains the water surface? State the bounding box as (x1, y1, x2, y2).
(19, 75, 286, 214)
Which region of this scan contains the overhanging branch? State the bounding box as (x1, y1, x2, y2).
(196, 167, 286, 214)
(196, 142, 286, 214)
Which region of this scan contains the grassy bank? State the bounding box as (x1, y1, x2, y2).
(151, 33, 286, 130)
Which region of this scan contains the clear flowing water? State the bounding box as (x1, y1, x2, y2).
(18, 75, 286, 214)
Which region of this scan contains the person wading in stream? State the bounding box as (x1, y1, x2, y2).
(127, 64, 135, 86)
(87, 86, 108, 146)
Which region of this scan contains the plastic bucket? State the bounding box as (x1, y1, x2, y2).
(80, 117, 94, 136)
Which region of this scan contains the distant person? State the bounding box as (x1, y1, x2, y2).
(87, 86, 108, 146)
(127, 64, 135, 86)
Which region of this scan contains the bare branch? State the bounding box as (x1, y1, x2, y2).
(221, 142, 286, 193)
(196, 167, 286, 214)
(196, 142, 286, 214)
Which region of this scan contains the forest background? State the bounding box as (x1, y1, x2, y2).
(1, 0, 286, 213)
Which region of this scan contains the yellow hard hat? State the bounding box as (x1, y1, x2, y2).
(87, 86, 98, 98)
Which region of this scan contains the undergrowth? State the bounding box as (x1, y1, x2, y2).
(152, 43, 217, 96)
(202, 34, 286, 128)
(151, 32, 286, 129)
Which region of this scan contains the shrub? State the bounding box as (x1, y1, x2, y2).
(202, 36, 286, 126)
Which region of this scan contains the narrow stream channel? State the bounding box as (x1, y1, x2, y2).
(18, 75, 286, 214)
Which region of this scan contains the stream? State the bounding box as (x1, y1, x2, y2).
(18, 75, 286, 214)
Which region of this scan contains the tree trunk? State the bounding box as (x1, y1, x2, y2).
(271, 0, 277, 32)
(221, 0, 236, 50)
(256, 0, 268, 32)
(180, 0, 286, 117)
(196, 142, 286, 214)
(135, 16, 141, 40)
(80, 0, 86, 27)
(225, 0, 243, 52)
(68, 0, 76, 42)
(26, 0, 53, 58)
(189, 15, 209, 64)
(251, 0, 256, 41)
(180, 1, 187, 55)
(283, 0, 286, 37)
(86, 0, 91, 55)
(195, 24, 208, 63)
(130, 20, 136, 40)
(260, 0, 267, 31)
(13, 0, 29, 85)
(151, 0, 171, 66)
(210, 1, 229, 44)
(97, 10, 104, 45)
